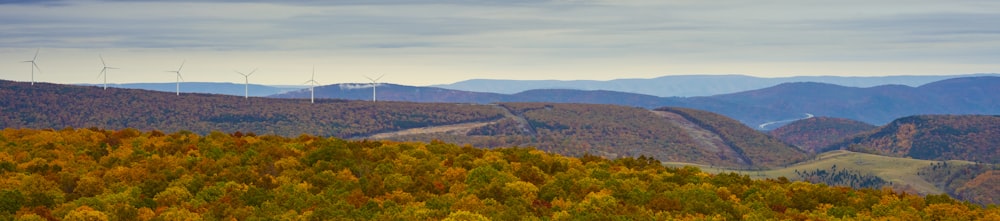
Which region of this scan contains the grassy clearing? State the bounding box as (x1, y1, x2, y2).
(664, 150, 976, 195)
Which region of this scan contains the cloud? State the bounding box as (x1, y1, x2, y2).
(1, 0, 998, 85)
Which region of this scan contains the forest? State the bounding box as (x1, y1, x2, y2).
(1, 128, 998, 220)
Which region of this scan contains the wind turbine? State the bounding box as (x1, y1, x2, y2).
(97, 54, 118, 90)
(304, 66, 320, 104)
(235, 68, 257, 99)
(364, 74, 384, 102)
(166, 60, 185, 96)
(22, 48, 41, 85)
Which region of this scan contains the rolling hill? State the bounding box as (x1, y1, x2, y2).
(824, 115, 1000, 164)
(380, 103, 809, 168)
(769, 117, 877, 153)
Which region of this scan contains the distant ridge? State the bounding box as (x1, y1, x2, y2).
(275, 76, 1000, 128)
(79, 82, 307, 97)
(434, 73, 1000, 97)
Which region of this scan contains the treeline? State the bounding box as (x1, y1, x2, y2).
(794, 165, 889, 190)
(1, 128, 997, 220)
(0, 81, 505, 138)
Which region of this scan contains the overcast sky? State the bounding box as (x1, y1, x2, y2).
(2, 0, 999, 86)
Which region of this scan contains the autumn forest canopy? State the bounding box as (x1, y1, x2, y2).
(1, 128, 998, 220)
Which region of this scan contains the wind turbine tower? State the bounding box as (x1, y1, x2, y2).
(22, 49, 41, 85)
(97, 54, 118, 90)
(167, 60, 185, 96)
(364, 74, 384, 102)
(304, 66, 320, 104)
(235, 68, 257, 99)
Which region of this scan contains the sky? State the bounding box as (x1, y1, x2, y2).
(1, 0, 999, 86)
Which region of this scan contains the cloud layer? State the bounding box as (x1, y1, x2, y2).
(1, 0, 998, 85)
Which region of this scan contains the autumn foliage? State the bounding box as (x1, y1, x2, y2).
(827, 115, 1000, 163)
(1, 128, 996, 220)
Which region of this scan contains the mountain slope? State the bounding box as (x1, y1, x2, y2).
(656, 107, 810, 167)
(769, 117, 877, 153)
(825, 115, 1000, 163)
(385, 103, 808, 168)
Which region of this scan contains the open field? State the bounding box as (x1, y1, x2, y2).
(665, 150, 978, 195)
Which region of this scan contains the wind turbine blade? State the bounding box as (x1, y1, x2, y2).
(32, 48, 39, 60)
(100, 54, 107, 66)
(364, 75, 374, 82)
(235, 70, 245, 76)
(32, 62, 41, 72)
(178, 74, 184, 82)
(248, 68, 257, 76)
(374, 74, 384, 82)
(178, 60, 185, 71)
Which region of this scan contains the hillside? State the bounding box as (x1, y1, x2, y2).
(769, 117, 877, 153)
(0, 80, 505, 138)
(384, 103, 808, 168)
(1, 128, 996, 220)
(825, 115, 1000, 163)
(919, 163, 1000, 206)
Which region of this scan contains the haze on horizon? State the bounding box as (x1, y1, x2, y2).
(1, 0, 999, 86)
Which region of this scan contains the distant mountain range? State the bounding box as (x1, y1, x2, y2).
(273, 76, 1000, 128)
(79, 82, 307, 97)
(433, 73, 1000, 97)
(698, 76, 1000, 127)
